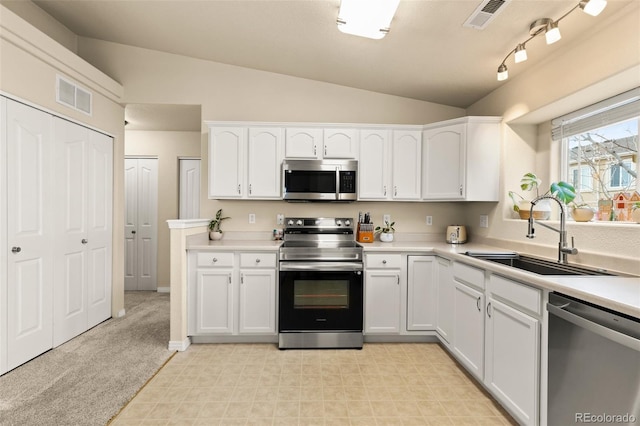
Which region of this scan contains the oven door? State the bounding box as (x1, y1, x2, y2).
(279, 262, 363, 332)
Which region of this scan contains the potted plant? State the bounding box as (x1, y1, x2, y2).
(569, 201, 595, 222)
(208, 209, 230, 240)
(375, 220, 396, 242)
(508, 173, 551, 220)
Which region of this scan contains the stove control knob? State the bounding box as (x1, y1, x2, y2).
(287, 219, 294, 226)
(336, 220, 342, 226)
(296, 220, 303, 226)
(344, 219, 351, 226)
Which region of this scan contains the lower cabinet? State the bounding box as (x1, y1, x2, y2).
(452, 279, 485, 380)
(190, 250, 277, 336)
(364, 253, 402, 333)
(435, 257, 454, 344)
(407, 256, 436, 330)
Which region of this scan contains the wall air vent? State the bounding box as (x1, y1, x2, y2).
(463, 0, 511, 30)
(56, 75, 92, 115)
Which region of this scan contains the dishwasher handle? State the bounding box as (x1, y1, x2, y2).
(548, 302, 640, 352)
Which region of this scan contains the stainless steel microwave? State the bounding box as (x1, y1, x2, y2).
(282, 159, 357, 201)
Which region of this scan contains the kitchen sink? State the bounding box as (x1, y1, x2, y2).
(464, 252, 615, 276)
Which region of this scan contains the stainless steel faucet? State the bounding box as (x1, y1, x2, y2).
(527, 194, 578, 264)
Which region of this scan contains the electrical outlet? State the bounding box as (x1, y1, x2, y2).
(248, 213, 256, 224)
(383, 214, 391, 224)
(426, 216, 433, 226)
(480, 214, 489, 228)
(276, 214, 284, 225)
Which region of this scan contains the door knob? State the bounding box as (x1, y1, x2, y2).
(11, 247, 21, 253)
(81, 239, 88, 244)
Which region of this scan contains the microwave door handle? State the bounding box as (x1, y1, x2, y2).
(335, 166, 340, 200)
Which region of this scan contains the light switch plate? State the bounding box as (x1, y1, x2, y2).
(249, 213, 256, 224)
(480, 214, 489, 228)
(383, 214, 391, 224)
(276, 214, 284, 225)
(426, 216, 433, 226)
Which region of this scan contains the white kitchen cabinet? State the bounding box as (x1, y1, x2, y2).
(189, 250, 277, 337)
(391, 130, 421, 200)
(422, 116, 501, 201)
(452, 262, 485, 380)
(196, 268, 234, 334)
(485, 275, 540, 426)
(284, 127, 323, 158)
(208, 126, 245, 198)
(365, 270, 401, 333)
(358, 129, 390, 200)
(407, 256, 436, 331)
(323, 128, 358, 158)
(208, 125, 283, 199)
(435, 257, 454, 344)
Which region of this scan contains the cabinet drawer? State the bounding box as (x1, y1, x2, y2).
(489, 274, 542, 316)
(453, 262, 485, 290)
(240, 252, 277, 268)
(196, 252, 234, 267)
(365, 254, 402, 269)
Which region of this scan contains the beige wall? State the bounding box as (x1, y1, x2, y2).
(465, 2, 640, 274)
(125, 131, 201, 287)
(0, 5, 126, 314)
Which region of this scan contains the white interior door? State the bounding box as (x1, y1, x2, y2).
(179, 158, 200, 219)
(5, 99, 54, 371)
(124, 158, 158, 291)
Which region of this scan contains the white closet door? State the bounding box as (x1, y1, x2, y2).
(53, 118, 89, 346)
(179, 159, 200, 219)
(124, 158, 158, 291)
(5, 99, 54, 371)
(86, 130, 112, 327)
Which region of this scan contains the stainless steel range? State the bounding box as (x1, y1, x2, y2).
(278, 217, 363, 349)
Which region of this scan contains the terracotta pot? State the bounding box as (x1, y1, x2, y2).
(571, 207, 594, 222)
(379, 232, 394, 242)
(209, 231, 223, 240)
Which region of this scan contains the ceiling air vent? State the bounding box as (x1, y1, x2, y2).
(56, 75, 92, 115)
(463, 0, 511, 30)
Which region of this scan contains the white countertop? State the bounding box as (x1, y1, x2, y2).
(187, 234, 640, 318)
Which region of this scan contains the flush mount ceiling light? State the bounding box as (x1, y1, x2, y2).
(336, 0, 401, 40)
(496, 0, 607, 81)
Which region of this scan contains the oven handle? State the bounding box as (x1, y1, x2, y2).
(279, 261, 363, 272)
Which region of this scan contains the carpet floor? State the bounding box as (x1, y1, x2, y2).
(0, 291, 174, 426)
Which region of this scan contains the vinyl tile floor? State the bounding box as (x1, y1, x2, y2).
(110, 343, 518, 426)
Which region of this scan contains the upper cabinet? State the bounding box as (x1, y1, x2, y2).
(422, 117, 501, 201)
(207, 124, 283, 199)
(392, 130, 422, 200)
(284, 127, 358, 159)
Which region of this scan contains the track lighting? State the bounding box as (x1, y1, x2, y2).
(496, 0, 607, 81)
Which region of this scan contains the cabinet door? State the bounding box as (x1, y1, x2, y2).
(247, 127, 283, 198)
(435, 258, 454, 344)
(285, 127, 322, 158)
(5, 99, 54, 371)
(358, 129, 390, 200)
(209, 127, 244, 198)
(239, 269, 276, 334)
(196, 269, 234, 334)
(485, 298, 539, 426)
(407, 256, 436, 331)
(422, 123, 465, 200)
(323, 128, 358, 158)
(365, 270, 401, 333)
(391, 130, 421, 200)
(453, 280, 484, 380)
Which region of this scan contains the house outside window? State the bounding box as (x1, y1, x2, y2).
(554, 89, 640, 222)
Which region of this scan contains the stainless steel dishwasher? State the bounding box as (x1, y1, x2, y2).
(547, 293, 640, 425)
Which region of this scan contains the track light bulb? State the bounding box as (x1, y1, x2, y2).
(514, 44, 528, 63)
(497, 64, 508, 81)
(545, 21, 561, 44)
(580, 0, 607, 16)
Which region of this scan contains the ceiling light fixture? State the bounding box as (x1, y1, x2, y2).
(496, 0, 607, 81)
(336, 0, 401, 40)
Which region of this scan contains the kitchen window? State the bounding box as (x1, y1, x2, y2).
(554, 88, 640, 222)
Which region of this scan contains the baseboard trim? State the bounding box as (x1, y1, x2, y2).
(168, 338, 191, 351)
(364, 334, 439, 343)
(191, 335, 279, 344)
(156, 287, 170, 293)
